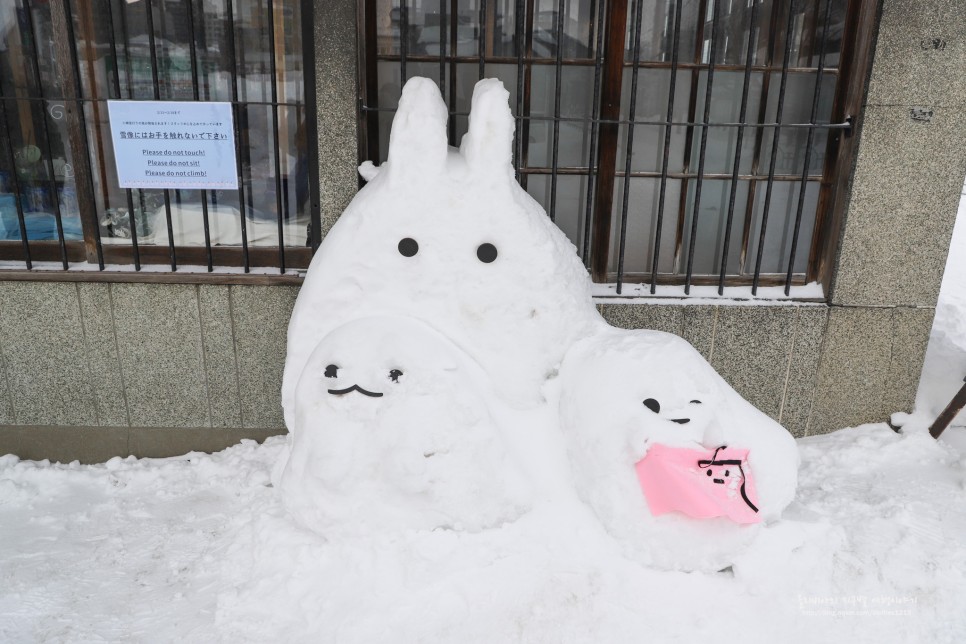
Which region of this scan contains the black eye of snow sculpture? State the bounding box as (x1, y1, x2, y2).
(476, 243, 498, 263)
(398, 237, 419, 257)
(389, 369, 403, 383)
(324, 364, 339, 378)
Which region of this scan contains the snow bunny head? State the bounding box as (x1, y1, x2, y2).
(277, 316, 532, 534)
(283, 77, 601, 430)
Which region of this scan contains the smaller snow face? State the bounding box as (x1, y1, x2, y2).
(278, 316, 532, 534)
(557, 328, 799, 570)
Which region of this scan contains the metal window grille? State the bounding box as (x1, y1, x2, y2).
(359, 0, 868, 296)
(0, 0, 320, 277)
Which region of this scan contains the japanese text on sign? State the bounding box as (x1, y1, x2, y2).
(107, 100, 238, 190)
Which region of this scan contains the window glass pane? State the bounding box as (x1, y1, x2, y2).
(744, 180, 818, 275)
(814, 0, 848, 68)
(787, 0, 847, 69)
(528, 64, 595, 119)
(606, 176, 681, 275)
(617, 68, 690, 174)
(0, 99, 84, 243)
(679, 178, 749, 276)
(689, 70, 764, 175)
(532, 0, 596, 60)
(626, 0, 699, 64)
(0, 3, 83, 244)
(525, 173, 590, 251)
(377, 0, 598, 61)
(526, 117, 593, 170)
(758, 71, 836, 176)
(693, 0, 847, 69)
(705, 0, 760, 66)
(455, 61, 482, 112)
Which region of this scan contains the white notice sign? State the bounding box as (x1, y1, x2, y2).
(107, 100, 238, 190)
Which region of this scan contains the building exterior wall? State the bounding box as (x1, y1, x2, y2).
(810, 0, 966, 431)
(0, 282, 294, 462)
(1, 0, 965, 462)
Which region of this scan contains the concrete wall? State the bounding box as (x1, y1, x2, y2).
(0, 282, 295, 462)
(1, 0, 964, 462)
(0, 283, 935, 463)
(809, 0, 966, 431)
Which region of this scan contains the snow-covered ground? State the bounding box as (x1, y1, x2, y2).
(2, 191, 965, 643)
(2, 423, 964, 642)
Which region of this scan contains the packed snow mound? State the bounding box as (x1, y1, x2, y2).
(283, 77, 602, 428)
(5, 424, 966, 642)
(276, 316, 532, 534)
(558, 328, 799, 570)
(280, 75, 799, 566)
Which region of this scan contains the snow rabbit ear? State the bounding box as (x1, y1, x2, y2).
(460, 79, 514, 176)
(386, 77, 450, 181)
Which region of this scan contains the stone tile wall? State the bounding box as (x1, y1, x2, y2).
(0, 282, 296, 462)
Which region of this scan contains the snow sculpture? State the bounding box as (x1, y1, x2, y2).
(277, 316, 532, 534)
(557, 328, 799, 570)
(282, 77, 602, 429)
(280, 76, 799, 565)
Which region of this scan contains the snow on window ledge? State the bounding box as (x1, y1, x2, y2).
(0, 260, 305, 278)
(592, 281, 827, 306)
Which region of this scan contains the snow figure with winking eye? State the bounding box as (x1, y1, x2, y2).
(556, 328, 800, 571)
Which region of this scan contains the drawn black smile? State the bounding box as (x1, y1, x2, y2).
(327, 384, 384, 397)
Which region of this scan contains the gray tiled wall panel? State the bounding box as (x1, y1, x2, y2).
(316, 0, 359, 235)
(807, 307, 894, 433)
(709, 307, 797, 422)
(0, 282, 97, 426)
(779, 306, 830, 437)
(229, 285, 299, 429)
(110, 283, 209, 428)
(681, 306, 718, 362)
(77, 283, 128, 426)
(865, 0, 966, 108)
(883, 307, 935, 416)
(198, 285, 242, 428)
(0, 340, 13, 425)
(832, 105, 966, 308)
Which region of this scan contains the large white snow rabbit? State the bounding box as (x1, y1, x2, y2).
(283, 77, 602, 431)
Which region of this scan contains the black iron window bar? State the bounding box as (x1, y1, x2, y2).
(361, 0, 852, 297)
(0, 0, 321, 276)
